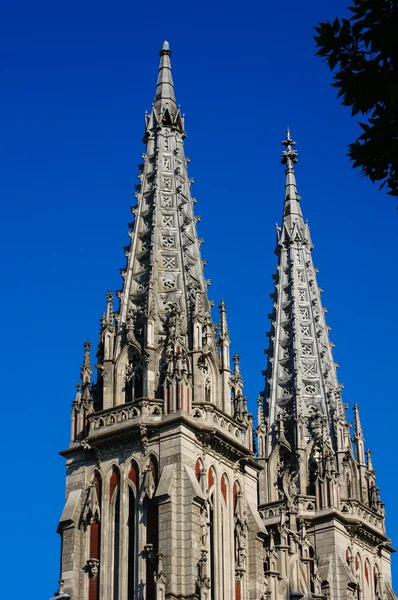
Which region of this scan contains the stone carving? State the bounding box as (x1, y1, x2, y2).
(141, 462, 155, 501)
(82, 480, 100, 526)
(85, 558, 99, 578)
(200, 503, 210, 549)
(234, 492, 248, 570)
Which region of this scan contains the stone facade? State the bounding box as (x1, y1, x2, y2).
(51, 43, 396, 600)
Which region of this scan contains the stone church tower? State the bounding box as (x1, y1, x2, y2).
(52, 43, 395, 600)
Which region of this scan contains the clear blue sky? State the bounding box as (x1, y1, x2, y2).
(0, 1, 396, 596)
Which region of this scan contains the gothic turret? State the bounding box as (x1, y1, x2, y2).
(258, 130, 395, 600)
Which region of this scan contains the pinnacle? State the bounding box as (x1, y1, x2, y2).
(160, 40, 171, 53)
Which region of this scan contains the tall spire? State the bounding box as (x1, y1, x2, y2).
(260, 129, 347, 502)
(154, 41, 177, 117)
(258, 130, 390, 593)
(90, 43, 241, 419)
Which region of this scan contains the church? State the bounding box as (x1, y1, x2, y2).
(51, 42, 396, 600)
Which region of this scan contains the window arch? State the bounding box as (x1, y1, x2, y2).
(233, 480, 241, 512)
(221, 473, 228, 504)
(208, 466, 215, 490)
(125, 350, 143, 404)
(308, 454, 318, 497)
(195, 458, 203, 481)
(346, 547, 353, 570)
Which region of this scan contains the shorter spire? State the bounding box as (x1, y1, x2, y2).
(353, 403, 364, 440)
(106, 290, 114, 323)
(230, 353, 244, 399)
(366, 449, 375, 472)
(353, 403, 365, 465)
(281, 127, 303, 222)
(257, 395, 265, 426)
(154, 40, 177, 116)
(81, 340, 92, 385)
(218, 299, 230, 342)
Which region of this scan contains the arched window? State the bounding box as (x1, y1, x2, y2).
(125, 352, 143, 404)
(128, 461, 139, 600)
(308, 457, 317, 497)
(89, 472, 102, 600)
(195, 458, 203, 481)
(233, 481, 239, 512)
(221, 474, 228, 504)
(346, 547, 352, 569)
(110, 467, 120, 600)
(208, 466, 215, 490)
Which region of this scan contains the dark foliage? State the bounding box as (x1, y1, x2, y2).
(314, 0, 398, 197)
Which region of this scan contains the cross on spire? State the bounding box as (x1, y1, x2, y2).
(281, 127, 298, 171)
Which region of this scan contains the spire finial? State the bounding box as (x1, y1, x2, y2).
(281, 127, 302, 221)
(154, 40, 176, 115)
(160, 40, 171, 54)
(281, 127, 298, 171)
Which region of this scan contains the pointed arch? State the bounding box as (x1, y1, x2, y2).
(346, 547, 353, 570)
(221, 473, 228, 504)
(115, 346, 143, 406)
(197, 353, 217, 406)
(208, 465, 216, 490)
(195, 457, 204, 481)
(129, 459, 139, 487)
(233, 480, 241, 512)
